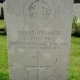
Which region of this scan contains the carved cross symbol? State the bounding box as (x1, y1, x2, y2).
(26, 52, 51, 80)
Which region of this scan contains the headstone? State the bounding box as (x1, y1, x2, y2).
(6, 0, 73, 80)
(73, 3, 80, 18)
(3, 1, 6, 33)
(0, 3, 3, 18)
(0, 3, 2, 17)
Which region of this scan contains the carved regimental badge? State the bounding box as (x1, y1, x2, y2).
(24, 0, 55, 27)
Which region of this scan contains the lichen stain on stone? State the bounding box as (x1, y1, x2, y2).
(55, 59, 57, 63)
(27, 71, 29, 76)
(32, 56, 36, 58)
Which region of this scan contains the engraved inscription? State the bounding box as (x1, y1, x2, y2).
(9, 30, 68, 52)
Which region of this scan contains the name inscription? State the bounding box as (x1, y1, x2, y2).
(9, 30, 68, 52)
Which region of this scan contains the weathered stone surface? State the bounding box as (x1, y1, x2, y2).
(6, 0, 73, 80)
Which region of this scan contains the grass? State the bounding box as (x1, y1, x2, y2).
(0, 20, 4, 29)
(0, 20, 80, 80)
(68, 37, 80, 80)
(0, 20, 9, 80)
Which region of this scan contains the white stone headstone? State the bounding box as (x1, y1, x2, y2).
(0, 3, 3, 17)
(74, 3, 80, 18)
(0, 3, 2, 17)
(6, 0, 73, 80)
(3, 2, 6, 31)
